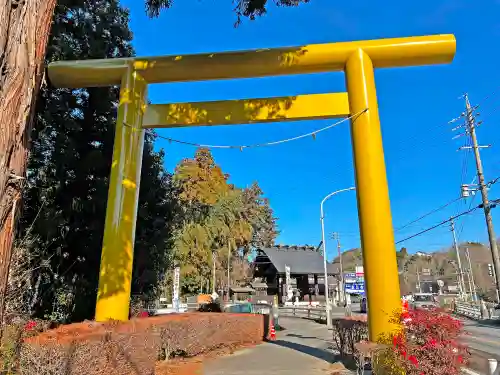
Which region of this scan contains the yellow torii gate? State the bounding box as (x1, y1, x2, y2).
(47, 34, 456, 340)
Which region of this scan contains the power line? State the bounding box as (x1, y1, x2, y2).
(456, 194, 477, 241)
(394, 196, 462, 233)
(138, 109, 367, 150)
(455, 173, 500, 243)
(453, 134, 472, 242)
(474, 87, 500, 107)
(487, 176, 500, 188)
(395, 202, 484, 244)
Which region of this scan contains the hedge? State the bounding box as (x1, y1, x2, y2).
(19, 313, 264, 375)
(331, 315, 368, 357)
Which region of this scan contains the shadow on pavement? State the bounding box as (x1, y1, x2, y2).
(463, 318, 500, 329)
(269, 339, 334, 362)
(270, 340, 358, 370)
(285, 333, 331, 343)
(478, 319, 500, 327)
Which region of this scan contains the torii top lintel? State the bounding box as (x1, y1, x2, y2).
(47, 34, 456, 89)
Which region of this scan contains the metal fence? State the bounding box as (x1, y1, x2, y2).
(278, 306, 328, 322)
(454, 301, 499, 320)
(455, 301, 483, 320)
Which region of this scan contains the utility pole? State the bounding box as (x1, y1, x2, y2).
(450, 218, 466, 299)
(465, 247, 478, 301)
(456, 94, 500, 303)
(332, 233, 345, 303)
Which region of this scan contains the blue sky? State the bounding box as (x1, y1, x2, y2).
(121, 0, 500, 260)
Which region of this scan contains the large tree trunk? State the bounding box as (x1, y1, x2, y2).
(0, 0, 57, 324)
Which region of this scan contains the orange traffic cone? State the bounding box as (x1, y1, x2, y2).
(402, 299, 409, 314)
(402, 299, 411, 324)
(269, 323, 276, 341)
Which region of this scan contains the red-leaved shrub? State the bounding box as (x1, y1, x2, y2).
(20, 313, 264, 375)
(375, 308, 469, 375)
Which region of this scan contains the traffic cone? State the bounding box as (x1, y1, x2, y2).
(269, 323, 277, 341)
(402, 299, 409, 314)
(402, 299, 411, 324)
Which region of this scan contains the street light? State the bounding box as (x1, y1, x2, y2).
(320, 187, 356, 328)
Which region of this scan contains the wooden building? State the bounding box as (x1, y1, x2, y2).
(251, 245, 340, 304)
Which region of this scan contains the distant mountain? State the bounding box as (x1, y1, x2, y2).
(333, 242, 499, 301)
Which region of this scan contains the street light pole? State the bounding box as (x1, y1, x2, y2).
(320, 187, 356, 328)
(332, 233, 345, 304)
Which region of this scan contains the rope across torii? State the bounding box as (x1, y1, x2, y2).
(46, 34, 456, 341)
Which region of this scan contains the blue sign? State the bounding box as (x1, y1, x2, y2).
(345, 282, 365, 294)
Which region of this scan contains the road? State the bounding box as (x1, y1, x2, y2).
(204, 317, 348, 375)
(459, 318, 500, 373)
(462, 319, 500, 355)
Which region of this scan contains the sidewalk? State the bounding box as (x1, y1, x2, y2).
(204, 318, 352, 375)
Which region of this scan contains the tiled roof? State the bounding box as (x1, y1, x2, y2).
(258, 245, 340, 275)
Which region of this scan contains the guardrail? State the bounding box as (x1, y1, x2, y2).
(278, 306, 328, 321)
(454, 301, 499, 320)
(455, 301, 483, 320)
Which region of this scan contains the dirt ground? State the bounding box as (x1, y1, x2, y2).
(155, 359, 203, 375)
(155, 342, 260, 375)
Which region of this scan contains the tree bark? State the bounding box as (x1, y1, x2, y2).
(0, 0, 56, 324)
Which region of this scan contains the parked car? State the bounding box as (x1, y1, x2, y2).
(360, 297, 367, 313)
(410, 293, 438, 310)
(223, 302, 253, 314)
(223, 302, 271, 315)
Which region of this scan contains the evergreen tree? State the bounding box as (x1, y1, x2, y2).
(172, 148, 277, 294)
(16, 0, 175, 322)
(145, 0, 310, 23)
(242, 182, 279, 249)
(0, 0, 306, 322)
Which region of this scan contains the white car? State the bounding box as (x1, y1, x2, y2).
(411, 293, 438, 310)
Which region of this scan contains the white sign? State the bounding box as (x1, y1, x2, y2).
(346, 271, 364, 283)
(355, 265, 364, 277)
(285, 265, 293, 300)
(173, 267, 180, 312)
(344, 272, 356, 283)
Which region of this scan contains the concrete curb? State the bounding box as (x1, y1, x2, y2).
(463, 367, 484, 375)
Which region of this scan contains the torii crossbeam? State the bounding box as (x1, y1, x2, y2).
(47, 34, 456, 340)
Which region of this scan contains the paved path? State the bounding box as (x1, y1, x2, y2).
(204, 310, 500, 375)
(204, 317, 345, 375)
